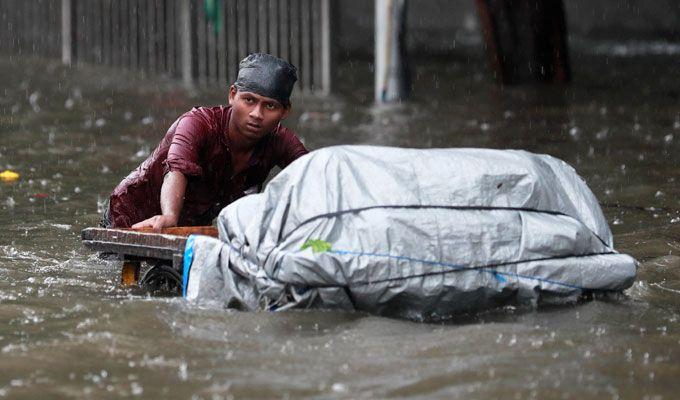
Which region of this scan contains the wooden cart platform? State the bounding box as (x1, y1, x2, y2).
(81, 226, 218, 293)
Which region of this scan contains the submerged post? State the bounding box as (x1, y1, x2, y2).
(476, 0, 571, 84)
(61, 0, 74, 65)
(375, 0, 410, 103)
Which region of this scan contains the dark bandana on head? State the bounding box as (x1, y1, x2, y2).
(233, 53, 298, 106)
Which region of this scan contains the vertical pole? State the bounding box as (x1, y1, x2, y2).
(311, 0, 321, 92)
(226, 0, 238, 84)
(165, 0, 175, 74)
(196, 0, 207, 85)
(247, 0, 257, 52)
(289, 0, 300, 89)
(257, 0, 267, 53)
(180, 0, 193, 87)
(319, 0, 333, 95)
(217, 0, 227, 84)
(300, 0, 311, 92)
(375, 0, 409, 103)
(237, 0, 247, 60)
(278, 0, 289, 61)
(61, 0, 73, 65)
(129, 0, 138, 69)
(102, 0, 111, 65)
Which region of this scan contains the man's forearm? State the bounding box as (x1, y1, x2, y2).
(160, 171, 188, 224)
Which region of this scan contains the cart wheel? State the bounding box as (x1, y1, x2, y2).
(139, 262, 182, 296)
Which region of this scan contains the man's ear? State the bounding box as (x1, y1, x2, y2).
(228, 85, 237, 106)
(281, 105, 291, 120)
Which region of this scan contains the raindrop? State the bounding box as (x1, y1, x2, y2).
(331, 383, 348, 393)
(612, 217, 623, 225)
(655, 191, 664, 198)
(480, 122, 491, 131)
(663, 134, 673, 144)
(124, 111, 133, 121)
(141, 116, 154, 125)
(132, 147, 150, 159)
(95, 118, 106, 128)
(74, 187, 82, 194)
(5, 197, 16, 208)
(595, 129, 609, 140)
(625, 348, 633, 362)
(130, 382, 143, 396)
(178, 361, 188, 381)
(64, 98, 74, 110)
(28, 91, 41, 113)
(569, 127, 580, 140)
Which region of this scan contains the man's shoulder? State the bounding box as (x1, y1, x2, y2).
(186, 105, 230, 117)
(183, 105, 230, 123)
(176, 105, 230, 137)
(272, 123, 300, 141)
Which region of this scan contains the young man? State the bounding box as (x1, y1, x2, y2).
(102, 53, 308, 230)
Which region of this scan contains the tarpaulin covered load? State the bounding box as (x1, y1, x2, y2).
(183, 146, 637, 320)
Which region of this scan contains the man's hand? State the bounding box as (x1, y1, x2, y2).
(131, 214, 178, 232)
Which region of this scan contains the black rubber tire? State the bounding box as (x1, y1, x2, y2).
(139, 262, 182, 296)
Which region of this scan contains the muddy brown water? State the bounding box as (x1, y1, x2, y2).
(0, 46, 678, 399)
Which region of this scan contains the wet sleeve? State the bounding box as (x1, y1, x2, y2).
(164, 115, 208, 177)
(276, 128, 309, 169)
(108, 192, 134, 228)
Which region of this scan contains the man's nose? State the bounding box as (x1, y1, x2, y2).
(249, 104, 264, 120)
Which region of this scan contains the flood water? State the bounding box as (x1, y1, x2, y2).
(1, 43, 679, 398)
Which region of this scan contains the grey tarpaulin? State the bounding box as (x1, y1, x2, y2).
(184, 146, 637, 320)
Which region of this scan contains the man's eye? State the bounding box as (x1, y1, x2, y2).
(265, 103, 277, 110)
(244, 97, 254, 103)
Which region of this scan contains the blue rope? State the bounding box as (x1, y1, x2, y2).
(328, 249, 584, 290)
(198, 238, 585, 291)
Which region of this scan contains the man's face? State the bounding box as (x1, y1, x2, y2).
(228, 86, 290, 142)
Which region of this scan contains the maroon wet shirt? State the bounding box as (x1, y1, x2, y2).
(108, 106, 308, 228)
